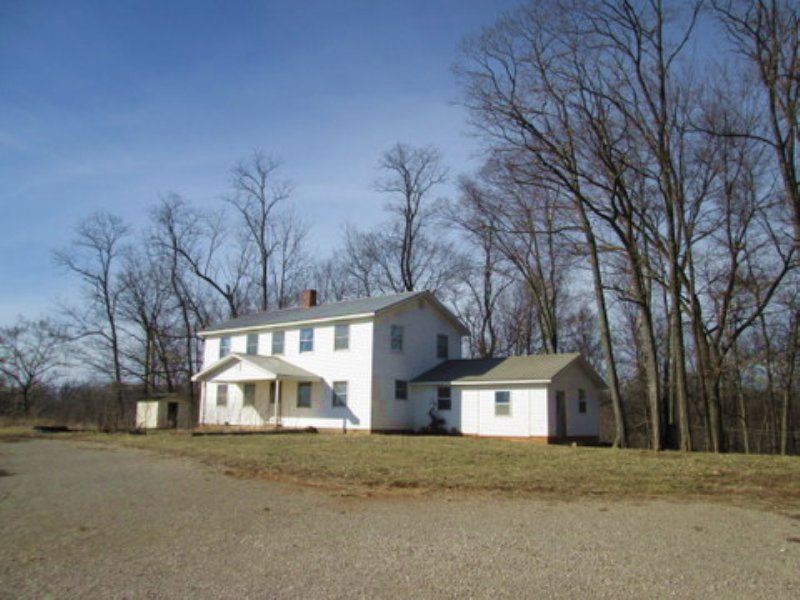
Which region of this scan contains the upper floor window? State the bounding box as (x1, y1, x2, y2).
(332, 381, 348, 407)
(495, 391, 511, 416)
(437, 334, 449, 359)
(299, 327, 314, 353)
(391, 325, 404, 352)
(395, 380, 408, 401)
(243, 383, 256, 406)
(219, 336, 231, 359)
(272, 331, 285, 355)
(297, 382, 312, 408)
(334, 324, 350, 351)
(578, 388, 587, 414)
(437, 386, 451, 411)
(246, 333, 259, 355)
(216, 384, 228, 406)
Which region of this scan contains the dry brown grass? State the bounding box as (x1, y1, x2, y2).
(30, 429, 797, 513)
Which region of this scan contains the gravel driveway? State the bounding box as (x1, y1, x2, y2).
(0, 439, 798, 599)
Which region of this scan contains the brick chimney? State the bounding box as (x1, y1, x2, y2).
(301, 289, 318, 308)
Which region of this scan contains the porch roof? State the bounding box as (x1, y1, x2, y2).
(191, 353, 321, 383)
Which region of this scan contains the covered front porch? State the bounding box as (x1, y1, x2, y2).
(192, 353, 321, 427)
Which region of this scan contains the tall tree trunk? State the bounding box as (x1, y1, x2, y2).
(576, 199, 627, 447)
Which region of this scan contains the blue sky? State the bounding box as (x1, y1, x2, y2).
(0, 0, 520, 324)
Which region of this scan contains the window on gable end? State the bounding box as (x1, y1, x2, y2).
(437, 334, 449, 359)
(578, 388, 587, 414)
(391, 325, 404, 352)
(395, 380, 408, 401)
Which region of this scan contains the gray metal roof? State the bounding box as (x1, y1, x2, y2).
(200, 291, 438, 335)
(413, 353, 606, 387)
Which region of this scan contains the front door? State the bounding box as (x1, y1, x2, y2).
(555, 391, 567, 439)
(166, 402, 179, 429)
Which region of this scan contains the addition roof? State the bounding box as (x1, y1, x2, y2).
(199, 290, 468, 335)
(413, 353, 607, 388)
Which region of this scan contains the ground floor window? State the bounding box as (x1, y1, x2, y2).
(216, 384, 228, 407)
(578, 388, 587, 414)
(332, 381, 348, 407)
(297, 382, 312, 408)
(395, 380, 408, 400)
(495, 391, 511, 416)
(243, 383, 256, 406)
(437, 386, 451, 411)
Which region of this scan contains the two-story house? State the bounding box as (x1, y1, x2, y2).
(191, 290, 603, 441)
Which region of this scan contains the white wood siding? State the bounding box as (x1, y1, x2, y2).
(199, 319, 374, 430)
(549, 364, 600, 437)
(135, 401, 159, 428)
(413, 385, 549, 437)
(371, 298, 464, 430)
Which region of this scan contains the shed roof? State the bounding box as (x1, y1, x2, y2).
(413, 353, 606, 388)
(199, 290, 468, 335)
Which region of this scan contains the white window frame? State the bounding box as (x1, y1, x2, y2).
(495, 391, 511, 417)
(437, 334, 448, 359)
(243, 383, 256, 406)
(437, 386, 451, 411)
(246, 333, 259, 355)
(219, 336, 231, 359)
(391, 325, 404, 352)
(299, 327, 314, 353)
(297, 382, 312, 408)
(332, 381, 348, 407)
(271, 331, 285, 355)
(395, 380, 408, 401)
(216, 384, 228, 407)
(334, 324, 349, 351)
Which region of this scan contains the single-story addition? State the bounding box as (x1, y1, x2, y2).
(189, 289, 604, 441)
(413, 353, 604, 442)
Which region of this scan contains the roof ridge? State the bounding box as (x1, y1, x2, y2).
(199, 290, 430, 335)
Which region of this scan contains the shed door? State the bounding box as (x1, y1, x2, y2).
(167, 402, 179, 429)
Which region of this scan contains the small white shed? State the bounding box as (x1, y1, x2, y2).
(135, 395, 191, 429)
(412, 353, 605, 442)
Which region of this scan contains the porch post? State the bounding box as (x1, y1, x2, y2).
(274, 379, 281, 427)
(199, 381, 206, 427)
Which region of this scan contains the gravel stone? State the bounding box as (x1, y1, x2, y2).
(1, 439, 798, 599)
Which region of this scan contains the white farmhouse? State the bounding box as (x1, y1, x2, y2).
(192, 290, 603, 441)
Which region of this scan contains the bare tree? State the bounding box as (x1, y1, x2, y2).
(268, 207, 310, 308)
(376, 143, 447, 291)
(0, 317, 64, 415)
(153, 195, 249, 319)
(54, 212, 130, 423)
(345, 143, 457, 295)
(227, 152, 293, 311)
(714, 0, 800, 247)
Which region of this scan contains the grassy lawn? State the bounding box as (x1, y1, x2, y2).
(6, 428, 793, 512)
